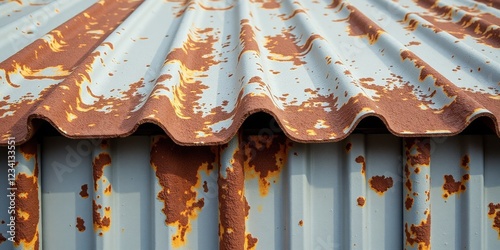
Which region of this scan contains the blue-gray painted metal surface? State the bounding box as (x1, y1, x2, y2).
(0, 134, 498, 249)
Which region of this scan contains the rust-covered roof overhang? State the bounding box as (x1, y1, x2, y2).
(0, 0, 499, 145)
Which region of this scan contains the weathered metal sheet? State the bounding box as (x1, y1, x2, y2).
(0, 0, 499, 146)
(1, 134, 499, 249)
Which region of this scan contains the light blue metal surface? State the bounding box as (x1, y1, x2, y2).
(0, 134, 499, 249)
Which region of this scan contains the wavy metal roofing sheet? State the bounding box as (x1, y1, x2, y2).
(0, 0, 499, 145)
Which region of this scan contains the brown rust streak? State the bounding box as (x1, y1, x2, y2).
(80, 184, 89, 198)
(413, 0, 500, 47)
(250, 0, 280, 9)
(238, 19, 260, 62)
(15, 139, 40, 250)
(93, 153, 111, 191)
(345, 142, 352, 152)
(442, 174, 469, 199)
(355, 156, 366, 175)
(488, 202, 500, 237)
(0, 234, 6, 244)
(219, 139, 246, 250)
(76, 217, 86, 232)
(405, 213, 431, 249)
(345, 5, 384, 44)
(405, 195, 414, 210)
(244, 135, 289, 196)
(0, 0, 144, 144)
(151, 136, 216, 247)
(93, 200, 110, 233)
(475, 0, 500, 9)
(369, 175, 394, 195)
(265, 27, 324, 66)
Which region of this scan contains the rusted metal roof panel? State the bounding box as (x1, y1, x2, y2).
(0, 134, 499, 249)
(0, 0, 499, 145)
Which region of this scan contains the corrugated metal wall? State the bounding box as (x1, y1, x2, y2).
(0, 134, 499, 249)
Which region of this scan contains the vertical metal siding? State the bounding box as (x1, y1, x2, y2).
(0, 134, 499, 249)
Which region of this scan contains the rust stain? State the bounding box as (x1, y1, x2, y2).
(357, 197, 366, 207)
(239, 19, 260, 61)
(93, 200, 111, 233)
(104, 184, 112, 195)
(251, 0, 280, 9)
(76, 217, 86, 232)
(203, 181, 209, 193)
(405, 195, 414, 210)
(219, 138, 246, 250)
(405, 213, 431, 250)
(246, 233, 258, 250)
(404, 138, 431, 167)
(150, 136, 216, 247)
(442, 174, 469, 198)
(488, 202, 500, 237)
(475, 0, 500, 8)
(79, 184, 89, 198)
(355, 155, 366, 175)
(346, 5, 384, 44)
(265, 27, 324, 66)
(165, 27, 219, 72)
(0, 234, 6, 244)
(461, 155, 470, 171)
(369, 175, 394, 195)
(0, 0, 144, 143)
(412, 0, 500, 47)
(14, 139, 40, 250)
(93, 153, 111, 191)
(345, 142, 352, 152)
(244, 135, 288, 196)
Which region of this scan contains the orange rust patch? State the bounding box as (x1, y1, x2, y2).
(150, 136, 216, 247)
(265, 27, 323, 66)
(357, 197, 366, 207)
(251, 0, 280, 9)
(79, 184, 89, 198)
(219, 139, 246, 250)
(93, 200, 111, 233)
(413, 0, 500, 48)
(355, 156, 366, 175)
(345, 142, 352, 152)
(20, 141, 37, 160)
(298, 220, 304, 226)
(487, 203, 500, 237)
(246, 233, 258, 250)
(0, 234, 6, 244)
(239, 19, 260, 61)
(76, 217, 86, 232)
(104, 184, 112, 195)
(369, 175, 394, 195)
(346, 5, 384, 44)
(244, 135, 288, 196)
(93, 153, 111, 191)
(405, 213, 431, 250)
(165, 27, 219, 72)
(15, 170, 40, 249)
(405, 195, 414, 210)
(442, 174, 469, 199)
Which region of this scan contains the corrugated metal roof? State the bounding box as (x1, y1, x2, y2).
(0, 0, 499, 145)
(1, 134, 499, 249)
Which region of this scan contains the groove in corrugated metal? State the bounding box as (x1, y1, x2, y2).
(1, 0, 499, 145)
(0, 134, 499, 249)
